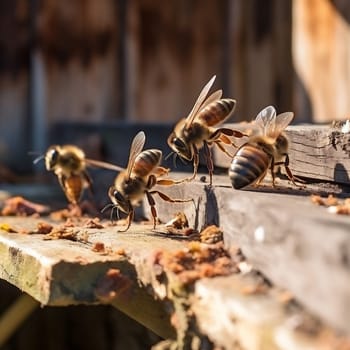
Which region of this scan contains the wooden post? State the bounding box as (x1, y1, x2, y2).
(293, 0, 350, 122)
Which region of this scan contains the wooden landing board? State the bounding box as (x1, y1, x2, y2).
(213, 124, 350, 186)
(0, 216, 348, 349)
(147, 174, 350, 334)
(0, 218, 186, 338)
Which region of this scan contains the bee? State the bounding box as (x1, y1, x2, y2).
(106, 131, 192, 232)
(167, 75, 245, 185)
(36, 145, 123, 205)
(229, 106, 300, 189)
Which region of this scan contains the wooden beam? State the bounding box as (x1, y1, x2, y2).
(0, 202, 349, 347)
(147, 174, 350, 334)
(193, 274, 350, 350)
(0, 219, 181, 338)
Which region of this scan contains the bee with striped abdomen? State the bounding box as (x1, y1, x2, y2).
(229, 106, 300, 189)
(167, 75, 245, 185)
(107, 131, 191, 232)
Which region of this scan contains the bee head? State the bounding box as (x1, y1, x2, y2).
(167, 133, 192, 161)
(108, 186, 131, 214)
(275, 133, 289, 155)
(45, 146, 61, 171)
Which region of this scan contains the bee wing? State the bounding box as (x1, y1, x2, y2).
(271, 112, 294, 137)
(199, 89, 223, 109)
(85, 158, 125, 172)
(255, 106, 293, 139)
(254, 106, 277, 136)
(126, 131, 146, 178)
(184, 75, 217, 128)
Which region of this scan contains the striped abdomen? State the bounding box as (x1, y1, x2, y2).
(132, 149, 162, 177)
(197, 99, 236, 126)
(229, 144, 271, 189)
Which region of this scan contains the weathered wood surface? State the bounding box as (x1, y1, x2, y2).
(212, 124, 350, 185)
(148, 174, 350, 334)
(0, 219, 179, 339)
(192, 274, 350, 350)
(0, 215, 348, 349)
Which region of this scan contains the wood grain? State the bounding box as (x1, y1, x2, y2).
(0, 218, 181, 339)
(147, 174, 350, 334)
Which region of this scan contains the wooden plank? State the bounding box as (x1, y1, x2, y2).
(192, 274, 350, 350)
(211, 124, 350, 185)
(1, 214, 349, 349)
(147, 175, 350, 334)
(50, 122, 350, 185)
(0, 218, 182, 339)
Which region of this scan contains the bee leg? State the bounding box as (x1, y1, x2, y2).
(150, 190, 193, 204)
(173, 149, 199, 184)
(270, 158, 277, 187)
(153, 166, 170, 177)
(214, 140, 235, 158)
(57, 174, 77, 204)
(210, 128, 246, 148)
(190, 146, 199, 182)
(118, 209, 133, 232)
(57, 174, 67, 192)
(145, 191, 158, 229)
(159, 148, 199, 185)
(254, 170, 268, 187)
(279, 154, 306, 186)
(82, 170, 94, 198)
(203, 141, 214, 186)
(156, 178, 184, 186)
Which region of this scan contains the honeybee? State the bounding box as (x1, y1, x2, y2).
(36, 145, 123, 205)
(229, 105, 300, 189)
(167, 75, 245, 185)
(106, 131, 191, 232)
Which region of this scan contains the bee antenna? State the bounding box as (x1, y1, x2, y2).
(110, 206, 121, 224)
(101, 203, 114, 214)
(32, 154, 45, 165)
(172, 153, 178, 169)
(179, 155, 188, 165)
(164, 151, 174, 161)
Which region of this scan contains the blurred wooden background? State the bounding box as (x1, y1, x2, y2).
(1, 0, 350, 172)
(1, 1, 350, 348)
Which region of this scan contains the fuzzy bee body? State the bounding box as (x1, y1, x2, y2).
(44, 145, 91, 205)
(41, 144, 123, 205)
(112, 148, 162, 208)
(107, 132, 191, 232)
(229, 106, 300, 189)
(168, 76, 244, 185)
